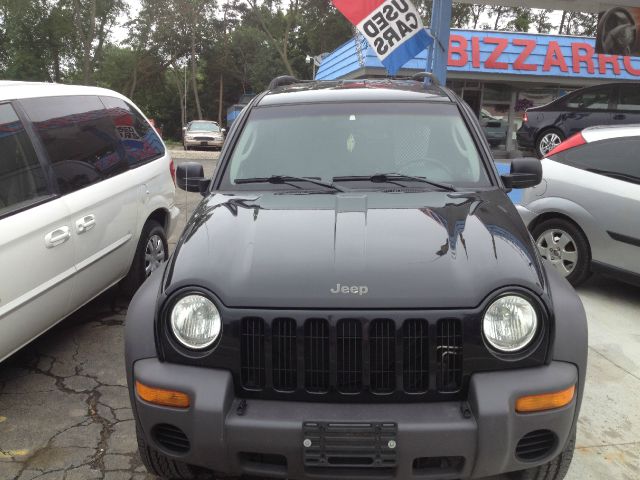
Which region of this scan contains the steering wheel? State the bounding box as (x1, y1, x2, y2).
(597, 7, 637, 55)
(397, 157, 452, 182)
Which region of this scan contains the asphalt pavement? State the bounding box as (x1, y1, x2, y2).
(0, 150, 638, 479)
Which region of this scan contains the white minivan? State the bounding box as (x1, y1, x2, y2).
(0, 81, 179, 362)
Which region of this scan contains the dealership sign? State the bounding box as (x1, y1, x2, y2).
(447, 30, 640, 80)
(333, 0, 433, 75)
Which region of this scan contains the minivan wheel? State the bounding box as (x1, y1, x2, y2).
(536, 129, 564, 158)
(121, 219, 168, 297)
(136, 425, 211, 480)
(503, 430, 576, 480)
(532, 218, 591, 286)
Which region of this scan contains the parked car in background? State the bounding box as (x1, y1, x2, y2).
(480, 109, 508, 147)
(517, 82, 640, 158)
(126, 76, 587, 480)
(518, 124, 640, 286)
(183, 120, 225, 150)
(0, 81, 178, 362)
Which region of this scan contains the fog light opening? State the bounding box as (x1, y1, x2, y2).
(516, 385, 575, 413)
(136, 381, 190, 408)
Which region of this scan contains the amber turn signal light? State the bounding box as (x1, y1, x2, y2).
(516, 385, 575, 413)
(135, 381, 190, 408)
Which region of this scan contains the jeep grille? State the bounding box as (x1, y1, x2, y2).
(240, 317, 463, 396)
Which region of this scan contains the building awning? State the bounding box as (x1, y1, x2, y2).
(317, 28, 640, 86)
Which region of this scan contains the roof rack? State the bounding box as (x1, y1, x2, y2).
(410, 72, 440, 87)
(268, 75, 301, 90)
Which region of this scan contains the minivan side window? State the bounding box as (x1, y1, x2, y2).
(0, 103, 49, 215)
(100, 96, 164, 167)
(20, 96, 127, 195)
(552, 136, 640, 183)
(566, 87, 612, 110)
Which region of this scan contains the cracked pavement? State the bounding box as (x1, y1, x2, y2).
(1, 152, 639, 479)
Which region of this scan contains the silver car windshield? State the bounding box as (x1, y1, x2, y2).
(188, 121, 220, 132)
(226, 102, 490, 188)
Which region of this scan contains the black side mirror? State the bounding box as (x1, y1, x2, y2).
(501, 157, 542, 189)
(176, 162, 208, 193)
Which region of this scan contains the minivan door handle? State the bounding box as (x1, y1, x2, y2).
(614, 114, 626, 120)
(75, 214, 96, 234)
(45, 226, 71, 248)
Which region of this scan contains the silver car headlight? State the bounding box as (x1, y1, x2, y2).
(170, 294, 221, 349)
(483, 294, 538, 352)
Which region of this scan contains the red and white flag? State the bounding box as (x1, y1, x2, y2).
(333, 0, 433, 75)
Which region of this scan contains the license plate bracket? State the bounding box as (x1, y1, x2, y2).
(303, 422, 397, 468)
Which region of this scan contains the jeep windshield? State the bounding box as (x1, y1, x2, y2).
(222, 102, 491, 191)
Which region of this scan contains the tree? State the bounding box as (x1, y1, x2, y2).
(130, 0, 217, 120)
(70, 0, 125, 85)
(244, 0, 300, 76)
(533, 9, 553, 34)
(507, 7, 534, 32)
(469, 5, 485, 30)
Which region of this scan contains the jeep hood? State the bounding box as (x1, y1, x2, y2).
(166, 190, 545, 309)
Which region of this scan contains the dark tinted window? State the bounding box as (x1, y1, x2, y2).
(21, 96, 127, 194)
(224, 103, 489, 189)
(552, 136, 640, 182)
(100, 96, 164, 166)
(566, 87, 612, 110)
(0, 103, 49, 215)
(617, 85, 640, 111)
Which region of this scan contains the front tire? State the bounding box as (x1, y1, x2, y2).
(121, 219, 168, 297)
(137, 426, 209, 480)
(532, 218, 591, 286)
(536, 129, 564, 158)
(506, 430, 576, 480)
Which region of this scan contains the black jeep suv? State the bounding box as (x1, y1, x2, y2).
(126, 77, 587, 480)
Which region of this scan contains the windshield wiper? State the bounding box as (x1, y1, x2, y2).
(585, 168, 640, 185)
(235, 175, 345, 192)
(333, 173, 456, 192)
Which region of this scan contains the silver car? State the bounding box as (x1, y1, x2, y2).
(183, 120, 225, 150)
(518, 124, 640, 286)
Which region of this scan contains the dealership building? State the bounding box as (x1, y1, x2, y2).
(316, 29, 640, 154)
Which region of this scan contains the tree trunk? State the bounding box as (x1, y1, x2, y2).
(190, 31, 202, 119)
(494, 7, 503, 30)
(218, 74, 224, 126)
(73, 0, 97, 85)
(559, 11, 567, 34)
(83, 0, 97, 84)
(129, 60, 138, 98)
(172, 66, 186, 128)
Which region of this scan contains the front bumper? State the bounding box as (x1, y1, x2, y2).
(184, 138, 223, 148)
(132, 359, 579, 479)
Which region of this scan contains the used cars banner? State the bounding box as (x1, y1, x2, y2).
(333, 0, 433, 75)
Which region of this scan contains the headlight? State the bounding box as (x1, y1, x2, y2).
(170, 294, 221, 349)
(483, 294, 538, 352)
(186, 135, 194, 140)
